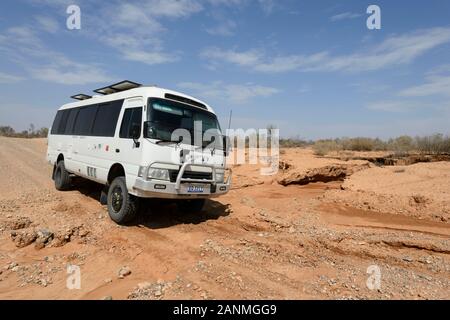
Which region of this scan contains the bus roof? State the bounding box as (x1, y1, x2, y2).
(60, 86, 216, 114)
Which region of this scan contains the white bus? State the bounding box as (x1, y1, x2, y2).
(47, 81, 231, 224)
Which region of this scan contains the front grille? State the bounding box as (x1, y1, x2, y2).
(169, 170, 212, 182)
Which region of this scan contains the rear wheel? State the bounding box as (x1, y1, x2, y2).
(107, 176, 138, 224)
(176, 199, 205, 213)
(54, 161, 71, 191)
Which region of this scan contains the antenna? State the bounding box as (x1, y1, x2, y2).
(227, 109, 232, 130)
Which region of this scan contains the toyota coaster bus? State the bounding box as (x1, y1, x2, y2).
(47, 81, 231, 224)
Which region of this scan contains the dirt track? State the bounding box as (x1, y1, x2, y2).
(0, 137, 449, 300)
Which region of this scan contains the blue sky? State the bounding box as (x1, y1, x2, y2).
(0, 0, 449, 139)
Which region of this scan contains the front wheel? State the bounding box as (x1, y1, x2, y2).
(107, 177, 138, 224)
(176, 199, 205, 213)
(54, 161, 71, 191)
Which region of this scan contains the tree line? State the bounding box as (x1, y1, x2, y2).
(0, 124, 49, 138)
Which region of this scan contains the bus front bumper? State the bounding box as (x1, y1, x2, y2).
(132, 162, 231, 199)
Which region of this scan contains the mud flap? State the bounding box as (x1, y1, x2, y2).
(100, 185, 109, 205)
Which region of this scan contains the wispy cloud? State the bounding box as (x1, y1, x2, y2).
(399, 74, 450, 97)
(330, 12, 362, 22)
(0, 26, 111, 85)
(206, 19, 237, 36)
(366, 100, 426, 112)
(145, 0, 203, 18)
(368, 65, 450, 112)
(178, 81, 280, 103)
(0, 72, 24, 83)
(258, 0, 275, 14)
(201, 27, 450, 73)
(90, 0, 205, 66)
(35, 16, 59, 33)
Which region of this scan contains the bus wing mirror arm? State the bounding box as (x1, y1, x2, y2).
(131, 124, 141, 148)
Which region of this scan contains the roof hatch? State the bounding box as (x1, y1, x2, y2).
(71, 94, 92, 101)
(93, 80, 142, 95)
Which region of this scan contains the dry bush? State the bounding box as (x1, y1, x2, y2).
(415, 134, 450, 154)
(388, 135, 415, 155)
(313, 140, 342, 156)
(312, 134, 450, 156)
(340, 137, 385, 152)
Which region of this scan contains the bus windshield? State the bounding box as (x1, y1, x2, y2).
(147, 98, 222, 148)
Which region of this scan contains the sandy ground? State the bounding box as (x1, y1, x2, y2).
(0, 138, 449, 300)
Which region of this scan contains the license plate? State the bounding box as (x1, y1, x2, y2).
(182, 184, 209, 194)
(187, 185, 204, 193)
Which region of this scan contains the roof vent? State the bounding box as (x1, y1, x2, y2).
(94, 80, 142, 95)
(71, 94, 92, 100)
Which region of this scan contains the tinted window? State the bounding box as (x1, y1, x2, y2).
(73, 105, 98, 136)
(58, 110, 71, 134)
(51, 110, 63, 134)
(91, 100, 123, 137)
(64, 108, 79, 135)
(120, 107, 142, 139)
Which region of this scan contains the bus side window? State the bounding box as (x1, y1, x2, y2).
(120, 107, 142, 139)
(56, 110, 70, 135)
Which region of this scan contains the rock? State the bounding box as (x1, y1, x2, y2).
(35, 229, 54, 249)
(278, 163, 371, 186)
(0, 217, 32, 231)
(118, 266, 131, 279)
(78, 229, 89, 238)
(240, 197, 256, 207)
(403, 256, 414, 262)
(411, 195, 427, 205)
(138, 282, 152, 290)
(278, 160, 292, 171)
(10, 230, 37, 248)
(39, 279, 48, 287)
(102, 296, 113, 300)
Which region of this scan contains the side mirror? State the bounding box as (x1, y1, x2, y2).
(143, 121, 155, 139)
(223, 136, 231, 156)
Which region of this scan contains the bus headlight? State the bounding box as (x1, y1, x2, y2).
(215, 171, 224, 183)
(147, 168, 170, 181)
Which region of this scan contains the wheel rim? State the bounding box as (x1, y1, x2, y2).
(111, 185, 123, 213)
